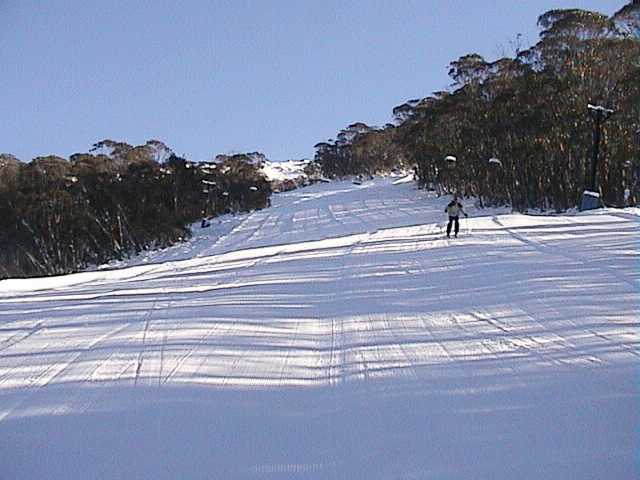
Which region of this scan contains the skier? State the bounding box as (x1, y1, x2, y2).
(201, 212, 211, 228)
(444, 195, 467, 238)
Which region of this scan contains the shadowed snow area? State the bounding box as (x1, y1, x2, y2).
(0, 178, 638, 479)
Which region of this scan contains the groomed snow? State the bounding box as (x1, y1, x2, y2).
(0, 178, 638, 479)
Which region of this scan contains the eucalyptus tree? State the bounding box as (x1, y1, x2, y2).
(0, 140, 276, 278)
(613, 0, 640, 38)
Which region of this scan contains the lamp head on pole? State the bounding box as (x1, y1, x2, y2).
(587, 104, 615, 121)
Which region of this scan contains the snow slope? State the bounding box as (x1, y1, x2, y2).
(260, 159, 310, 182)
(0, 178, 638, 479)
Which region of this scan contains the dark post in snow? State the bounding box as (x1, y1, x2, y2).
(445, 155, 457, 195)
(580, 104, 614, 211)
(633, 129, 640, 207)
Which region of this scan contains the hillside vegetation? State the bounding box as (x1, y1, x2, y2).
(312, 4, 640, 210)
(0, 142, 270, 278)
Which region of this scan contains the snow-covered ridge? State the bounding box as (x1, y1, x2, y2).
(260, 158, 310, 182)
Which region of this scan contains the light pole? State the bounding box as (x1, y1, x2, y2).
(445, 155, 457, 195)
(581, 104, 614, 210)
(632, 129, 640, 206)
(488, 158, 507, 206)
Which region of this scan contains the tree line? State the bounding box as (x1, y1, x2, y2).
(0, 140, 270, 279)
(313, 3, 640, 211)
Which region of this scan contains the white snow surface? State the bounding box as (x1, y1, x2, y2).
(0, 178, 638, 479)
(260, 159, 310, 182)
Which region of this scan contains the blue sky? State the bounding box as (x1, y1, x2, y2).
(0, 0, 625, 162)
